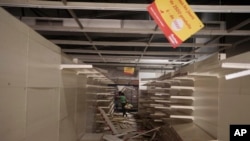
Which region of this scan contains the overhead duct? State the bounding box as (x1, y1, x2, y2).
(20, 18, 249, 36)
(195, 13, 223, 61)
(1, 1, 250, 13)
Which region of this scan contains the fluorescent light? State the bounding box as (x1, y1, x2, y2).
(170, 96, 195, 100)
(76, 70, 99, 75)
(225, 69, 250, 80)
(154, 100, 171, 103)
(171, 86, 195, 90)
(170, 115, 194, 120)
(222, 63, 250, 69)
(188, 72, 219, 77)
(132, 59, 190, 64)
(138, 59, 169, 63)
(170, 105, 194, 110)
(60, 64, 92, 69)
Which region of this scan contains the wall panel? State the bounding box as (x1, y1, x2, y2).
(27, 37, 60, 88)
(193, 76, 218, 138)
(0, 88, 26, 141)
(59, 69, 88, 140)
(76, 75, 87, 137)
(218, 76, 250, 141)
(0, 7, 62, 141)
(60, 88, 77, 120)
(1, 6, 114, 141)
(59, 118, 77, 141)
(0, 7, 28, 141)
(59, 70, 78, 141)
(26, 88, 59, 141)
(0, 13, 28, 87)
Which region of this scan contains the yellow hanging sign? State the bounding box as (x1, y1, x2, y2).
(147, 0, 204, 48)
(124, 67, 135, 75)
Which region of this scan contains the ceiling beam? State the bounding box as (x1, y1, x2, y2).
(83, 59, 187, 65)
(30, 25, 250, 36)
(139, 69, 174, 73)
(62, 49, 211, 55)
(70, 55, 196, 60)
(138, 25, 158, 66)
(204, 18, 250, 45)
(21, 17, 224, 29)
(51, 40, 232, 48)
(218, 37, 250, 52)
(1, 1, 250, 13)
(90, 63, 175, 69)
(61, 0, 106, 63)
(20, 17, 248, 36)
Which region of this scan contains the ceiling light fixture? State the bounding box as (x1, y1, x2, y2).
(171, 86, 195, 90)
(225, 69, 250, 80)
(222, 63, 250, 69)
(60, 64, 93, 69)
(138, 59, 169, 63)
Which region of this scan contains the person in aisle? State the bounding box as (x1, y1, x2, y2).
(114, 91, 119, 112)
(119, 91, 127, 117)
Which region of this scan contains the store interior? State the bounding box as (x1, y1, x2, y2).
(0, 1, 250, 141)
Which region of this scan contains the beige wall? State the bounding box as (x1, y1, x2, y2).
(0, 8, 27, 141)
(60, 69, 88, 141)
(193, 76, 218, 139)
(60, 70, 78, 141)
(0, 7, 60, 141)
(186, 53, 250, 141)
(0, 7, 88, 141)
(76, 75, 88, 137)
(173, 76, 218, 141)
(218, 76, 250, 141)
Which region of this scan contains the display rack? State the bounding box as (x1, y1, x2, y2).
(139, 75, 194, 140)
(85, 76, 115, 133)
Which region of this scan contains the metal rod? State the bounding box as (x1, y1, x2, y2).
(62, 49, 212, 55)
(71, 55, 196, 60)
(179, 18, 250, 64)
(227, 18, 250, 33)
(61, 0, 106, 63)
(30, 25, 250, 36)
(50, 40, 232, 48)
(135, 25, 158, 68)
(1, 1, 250, 13)
(217, 37, 250, 52)
(204, 18, 250, 45)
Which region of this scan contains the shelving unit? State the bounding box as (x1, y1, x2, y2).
(139, 75, 195, 140)
(84, 75, 116, 133)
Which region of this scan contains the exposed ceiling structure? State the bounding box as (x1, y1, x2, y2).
(1, 0, 250, 76)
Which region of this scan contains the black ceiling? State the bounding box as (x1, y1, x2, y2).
(1, 0, 250, 73)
